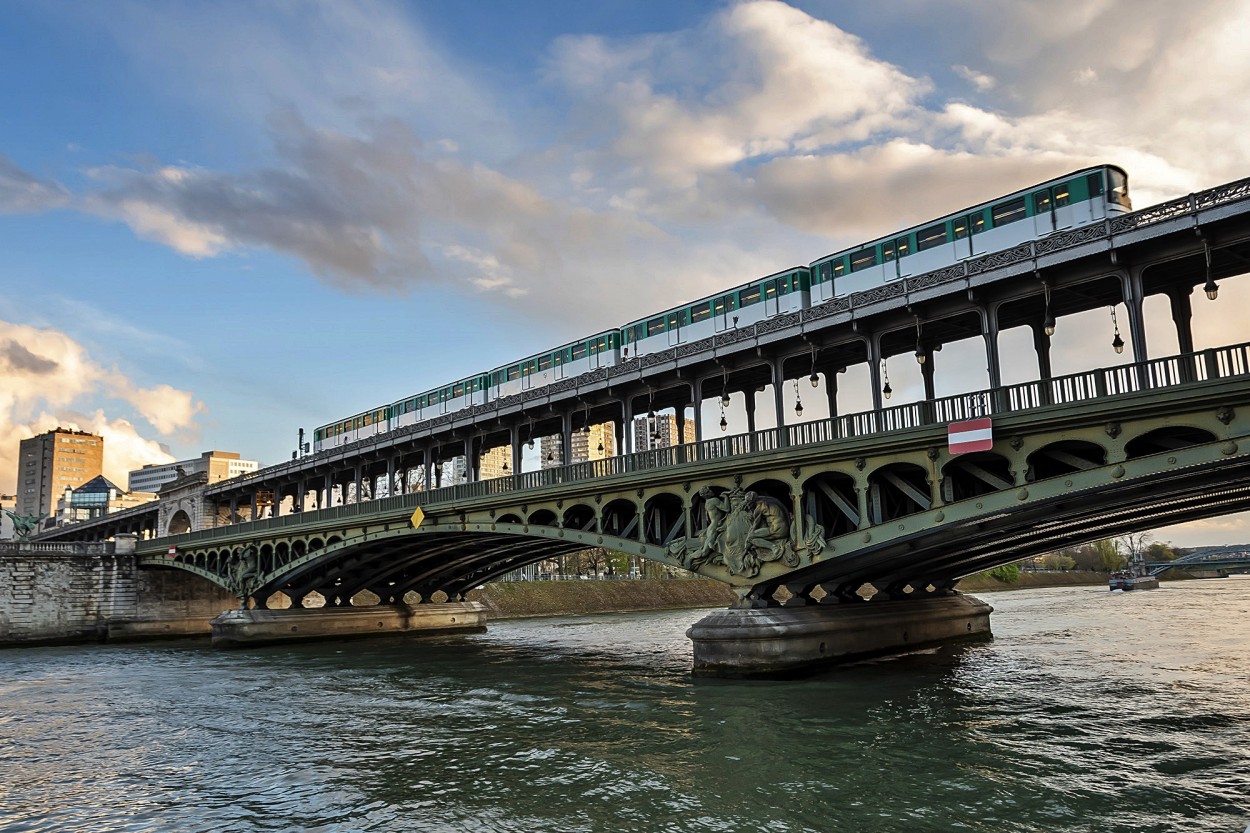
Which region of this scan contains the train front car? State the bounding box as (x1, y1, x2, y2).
(490, 331, 621, 399)
(809, 164, 1132, 302)
(622, 267, 811, 359)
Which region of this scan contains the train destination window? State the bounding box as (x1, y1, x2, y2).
(917, 224, 947, 251)
(992, 198, 1027, 226)
(850, 248, 877, 271)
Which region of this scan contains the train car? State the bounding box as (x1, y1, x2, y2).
(808, 165, 1132, 302)
(491, 330, 621, 398)
(313, 403, 394, 452)
(622, 267, 811, 358)
(390, 373, 492, 431)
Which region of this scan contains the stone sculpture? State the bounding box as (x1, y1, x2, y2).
(226, 545, 261, 606)
(674, 487, 802, 578)
(4, 510, 46, 542)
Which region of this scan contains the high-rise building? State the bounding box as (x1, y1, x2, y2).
(479, 445, 512, 479)
(128, 450, 259, 493)
(632, 413, 696, 452)
(16, 428, 104, 519)
(540, 423, 616, 470)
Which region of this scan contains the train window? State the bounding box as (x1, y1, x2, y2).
(572, 342, 587, 361)
(895, 237, 910, 259)
(453, 383, 466, 397)
(633, 323, 645, 342)
(691, 301, 711, 322)
(763, 279, 778, 299)
(608, 332, 619, 347)
(647, 316, 666, 337)
(882, 241, 896, 262)
(537, 354, 552, 371)
(507, 365, 519, 381)
(833, 259, 845, 276)
(1054, 186, 1070, 207)
(1087, 173, 1104, 197)
(917, 224, 947, 251)
(817, 262, 831, 285)
(1108, 169, 1130, 208)
(992, 198, 1027, 226)
(1034, 190, 1051, 213)
(740, 285, 762, 306)
(850, 248, 877, 272)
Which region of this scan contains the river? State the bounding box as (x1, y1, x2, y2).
(1, 579, 1248, 833)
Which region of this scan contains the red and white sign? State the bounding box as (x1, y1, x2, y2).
(948, 418, 993, 454)
(167, 546, 177, 558)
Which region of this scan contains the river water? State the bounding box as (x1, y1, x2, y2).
(1, 579, 1248, 833)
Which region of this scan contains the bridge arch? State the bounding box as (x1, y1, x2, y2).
(643, 492, 685, 547)
(867, 462, 932, 524)
(802, 471, 860, 538)
(527, 508, 558, 528)
(168, 510, 192, 536)
(1125, 426, 1218, 460)
(562, 503, 595, 532)
(941, 451, 1015, 502)
(1026, 440, 1107, 481)
(601, 498, 639, 540)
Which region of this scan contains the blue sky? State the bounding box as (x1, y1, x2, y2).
(3, 0, 1250, 546)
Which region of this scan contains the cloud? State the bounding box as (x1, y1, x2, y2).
(0, 321, 202, 493)
(0, 154, 69, 214)
(953, 64, 996, 92)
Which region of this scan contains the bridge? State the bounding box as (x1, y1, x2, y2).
(35, 173, 1250, 674)
(1147, 550, 1250, 576)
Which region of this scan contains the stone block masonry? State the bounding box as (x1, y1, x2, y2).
(1, 539, 236, 647)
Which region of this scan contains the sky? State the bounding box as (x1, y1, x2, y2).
(2, 0, 1249, 547)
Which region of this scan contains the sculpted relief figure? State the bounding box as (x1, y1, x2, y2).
(226, 545, 261, 606)
(676, 487, 801, 579)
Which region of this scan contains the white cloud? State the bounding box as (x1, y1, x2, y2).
(953, 64, 996, 92)
(0, 321, 202, 493)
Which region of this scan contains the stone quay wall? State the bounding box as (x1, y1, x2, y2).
(0, 539, 235, 647)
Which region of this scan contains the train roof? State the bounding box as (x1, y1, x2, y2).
(808, 163, 1128, 266)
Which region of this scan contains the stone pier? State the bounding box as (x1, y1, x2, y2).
(210, 602, 488, 648)
(686, 593, 993, 677)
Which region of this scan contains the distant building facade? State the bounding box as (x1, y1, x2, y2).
(16, 428, 104, 519)
(540, 422, 615, 470)
(54, 475, 158, 526)
(128, 451, 258, 493)
(479, 445, 512, 479)
(632, 413, 695, 452)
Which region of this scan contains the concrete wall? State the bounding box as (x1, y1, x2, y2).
(0, 545, 235, 646)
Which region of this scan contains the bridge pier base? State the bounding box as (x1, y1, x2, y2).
(686, 593, 992, 678)
(210, 602, 487, 648)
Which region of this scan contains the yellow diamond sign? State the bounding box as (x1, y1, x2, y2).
(410, 506, 425, 529)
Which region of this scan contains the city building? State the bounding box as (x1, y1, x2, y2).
(54, 475, 158, 526)
(632, 412, 696, 452)
(540, 423, 616, 469)
(127, 451, 259, 494)
(479, 445, 512, 479)
(1, 494, 14, 540)
(16, 428, 104, 520)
